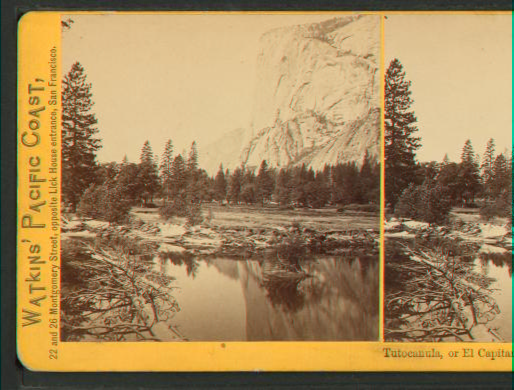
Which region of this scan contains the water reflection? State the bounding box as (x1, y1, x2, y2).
(263, 279, 308, 312)
(475, 252, 512, 341)
(155, 251, 378, 341)
(478, 252, 512, 277)
(158, 251, 200, 279)
(385, 238, 512, 342)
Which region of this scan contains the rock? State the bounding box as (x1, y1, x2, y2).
(479, 244, 508, 254)
(402, 220, 430, 231)
(202, 16, 380, 172)
(384, 219, 403, 232)
(62, 220, 86, 232)
(158, 223, 186, 238)
(159, 243, 186, 254)
(384, 231, 416, 239)
(241, 16, 380, 171)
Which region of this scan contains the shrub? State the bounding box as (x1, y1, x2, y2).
(99, 185, 131, 223)
(77, 183, 130, 223)
(480, 205, 499, 222)
(77, 184, 101, 219)
(480, 193, 512, 222)
(275, 223, 309, 268)
(159, 198, 188, 220)
(395, 182, 451, 225)
(394, 183, 419, 220)
(186, 203, 204, 226)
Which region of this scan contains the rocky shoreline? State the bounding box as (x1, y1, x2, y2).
(384, 217, 512, 254)
(61, 215, 379, 257)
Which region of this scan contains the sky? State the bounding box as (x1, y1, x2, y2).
(385, 14, 512, 163)
(62, 13, 336, 164)
(63, 13, 512, 166)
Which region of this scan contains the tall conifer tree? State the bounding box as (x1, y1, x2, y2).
(384, 59, 420, 207)
(256, 160, 274, 205)
(62, 62, 101, 211)
(170, 154, 187, 198)
(213, 164, 227, 202)
(459, 139, 481, 205)
(481, 138, 495, 198)
(160, 139, 174, 199)
(138, 141, 160, 206)
(187, 141, 199, 173)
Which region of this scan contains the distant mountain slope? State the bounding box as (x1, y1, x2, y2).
(199, 128, 248, 175)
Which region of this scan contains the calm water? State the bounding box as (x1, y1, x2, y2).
(385, 239, 512, 341)
(474, 253, 512, 341)
(61, 237, 379, 342)
(153, 255, 379, 341)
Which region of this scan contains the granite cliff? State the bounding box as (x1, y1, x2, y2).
(202, 15, 381, 173)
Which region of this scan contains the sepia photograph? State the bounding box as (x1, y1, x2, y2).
(383, 14, 512, 342)
(58, 14, 381, 342)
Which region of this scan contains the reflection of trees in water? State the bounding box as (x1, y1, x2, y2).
(248, 250, 379, 340)
(385, 239, 503, 342)
(61, 238, 181, 342)
(262, 279, 306, 312)
(479, 252, 513, 277)
(158, 251, 200, 279)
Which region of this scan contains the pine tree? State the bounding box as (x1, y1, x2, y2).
(384, 59, 421, 207)
(62, 62, 101, 211)
(160, 139, 174, 199)
(240, 168, 257, 205)
(213, 164, 227, 203)
(256, 160, 274, 205)
(306, 171, 330, 208)
(274, 169, 291, 207)
(359, 151, 374, 203)
(461, 139, 476, 165)
(291, 165, 308, 207)
(459, 139, 481, 205)
(332, 163, 361, 205)
(481, 138, 495, 199)
(227, 167, 243, 205)
(116, 163, 144, 204)
(140, 140, 155, 165)
(187, 141, 199, 173)
(170, 154, 187, 198)
(490, 153, 510, 198)
(138, 141, 160, 206)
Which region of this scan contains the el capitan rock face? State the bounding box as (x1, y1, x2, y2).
(241, 15, 381, 170)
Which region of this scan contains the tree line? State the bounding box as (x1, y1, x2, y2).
(78, 138, 379, 223)
(385, 58, 512, 224)
(61, 62, 380, 224)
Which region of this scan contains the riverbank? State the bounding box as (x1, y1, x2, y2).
(62, 207, 379, 258)
(60, 207, 380, 342)
(384, 217, 512, 254)
(384, 216, 512, 343)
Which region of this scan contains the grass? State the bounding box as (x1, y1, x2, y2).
(206, 204, 378, 231)
(131, 204, 379, 231)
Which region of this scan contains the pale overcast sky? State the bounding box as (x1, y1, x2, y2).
(385, 14, 512, 163)
(63, 13, 512, 166)
(62, 13, 338, 164)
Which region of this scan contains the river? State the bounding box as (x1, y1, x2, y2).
(60, 236, 379, 342)
(385, 238, 512, 342)
(153, 254, 379, 341)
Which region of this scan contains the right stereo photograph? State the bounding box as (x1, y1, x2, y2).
(383, 14, 512, 343)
